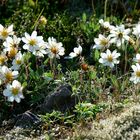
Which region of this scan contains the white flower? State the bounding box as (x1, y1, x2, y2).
(93, 34, 110, 50)
(46, 37, 65, 59)
(130, 63, 140, 84)
(109, 25, 131, 47)
(3, 35, 20, 58)
(3, 35, 21, 49)
(132, 23, 140, 38)
(0, 24, 14, 40)
(99, 19, 115, 31)
(22, 31, 44, 54)
(11, 51, 24, 70)
(3, 80, 24, 103)
(133, 54, 140, 64)
(34, 42, 47, 57)
(69, 45, 82, 58)
(0, 65, 18, 83)
(133, 24, 140, 37)
(99, 49, 120, 68)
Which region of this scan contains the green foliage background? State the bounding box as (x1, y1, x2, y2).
(1, 0, 140, 130)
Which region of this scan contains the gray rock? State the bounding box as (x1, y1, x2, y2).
(37, 84, 78, 114)
(15, 111, 41, 129)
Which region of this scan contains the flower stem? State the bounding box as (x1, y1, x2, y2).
(124, 44, 127, 74)
(104, 0, 108, 20)
(50, 57, 57, 79)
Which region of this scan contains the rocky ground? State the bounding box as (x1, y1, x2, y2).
(1, 85, 140, 140)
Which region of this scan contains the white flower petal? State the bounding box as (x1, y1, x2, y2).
(3, 89, 11, 97)
(31, 31, 37, 39)
(8, 96, 14, 102)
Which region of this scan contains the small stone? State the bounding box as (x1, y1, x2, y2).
(14, 111, 41, 128)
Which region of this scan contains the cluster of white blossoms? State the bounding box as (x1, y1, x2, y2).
(0, 24, 24, 103)
(93, 20, 140, 84)
(22, 32, 65, 59)
(1, 19, 140, 104)
(0, 24, 65, 103)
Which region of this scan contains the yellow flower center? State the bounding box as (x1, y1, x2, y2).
(118, 32, 123, 38)
(12, 87, 19, 95)
(136, 71, 140, 77)
(5, 72, 13, 82)
(1, 29, 8, 38)
(29, 39, 36, 46)
(107, 55, 113, 62)
(8, 47, 18, 58)
(51, 46, 58, 54)
(0, 55, 5, 65)
(100, 39, 108, 46)
(16, 59, 21, 65)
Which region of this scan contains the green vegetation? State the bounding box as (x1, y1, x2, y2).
(1, 0, 140, 139)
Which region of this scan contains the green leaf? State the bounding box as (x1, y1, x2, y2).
(22, 82, 27, 88)
(82, 13, 87, 22)
(44, 58, 49, 65)
(94, 49, 100, 60)
(111, 75, 119, 88)
(90, 71, 97, 79)
(43, 72, 53, 81)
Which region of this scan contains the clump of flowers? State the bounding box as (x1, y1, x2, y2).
(0, 24, 23, 103)
(93, 19, 140, 87)
(1, 18, 140, 105)
(0, 23, 67, 103)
